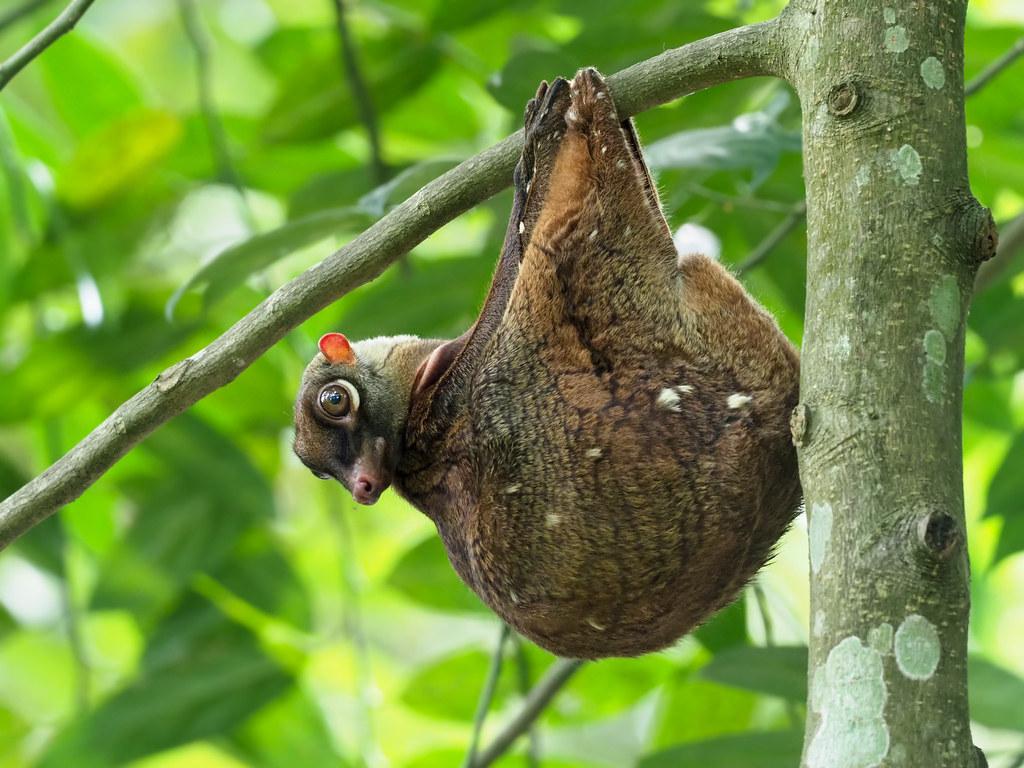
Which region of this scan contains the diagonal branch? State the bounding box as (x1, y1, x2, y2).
(0, 17, 786, 548)
(735, 199, 807, 275)
(0, 0, 53, 34)
(471, 658, 585, 768)
(965, 36, 1024, 98)
(0, 0, 96, 91)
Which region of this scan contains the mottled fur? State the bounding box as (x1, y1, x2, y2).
(295, 69, 801, 658)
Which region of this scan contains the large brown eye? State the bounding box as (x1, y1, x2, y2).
(318, 381, 359, 419)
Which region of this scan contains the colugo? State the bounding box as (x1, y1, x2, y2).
(294, 68, 801, 659)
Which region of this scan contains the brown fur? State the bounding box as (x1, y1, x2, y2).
(296, 69, 801, 658)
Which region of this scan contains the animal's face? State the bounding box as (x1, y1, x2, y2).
(293, 333, 409, 505)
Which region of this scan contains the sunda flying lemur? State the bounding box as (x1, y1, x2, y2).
(294, 68, 801, 659)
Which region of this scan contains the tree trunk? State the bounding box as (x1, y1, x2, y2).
(784, 1, 993, 765)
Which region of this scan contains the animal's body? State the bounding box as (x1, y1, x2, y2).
(294, 69, 801, 658)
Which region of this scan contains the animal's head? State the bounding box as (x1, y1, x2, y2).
(292, 331, 432, 501)
(293, 332, 450, 504)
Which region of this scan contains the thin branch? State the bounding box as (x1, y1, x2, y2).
(0, 0, 96, 91)
(0, 0, 52, 34)
(472, 658, 585, 768)
(176, 0, 251, 222)
(735, 199, 806, 275)
(327, 489, 380, 767)
(753, 583, 800, 727)
(686, 182, 797, 213)
(463, 623, 511, 768)
(510, 633, 540, 768)
(0, 16, 786, 547)
(332, 0, 386, 185)
(965, 37, 1024, 98)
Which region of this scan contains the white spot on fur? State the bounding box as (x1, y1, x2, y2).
(675, 384, 694, 394)
(566, 107, 578, 123)
(589, 229, 598, 240)
(526, 181, 531, 193)
(616, 159, 626, 169)
(601, 145, 608, 154)
(518, 221, 525, 234)
(502, 483, 521, 495)
(509, 590, 520, 604)
(657, 388, 683, 412)
(585, 447, 603, 459)
(624, 225, 632, 235)
(545, 512, 561, 528)
(596, 91, 606, 100)
(587, 617, 606, 631)
(727, 393, 752, 409)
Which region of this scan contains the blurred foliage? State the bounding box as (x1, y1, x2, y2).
(1, 0, 1024, 766)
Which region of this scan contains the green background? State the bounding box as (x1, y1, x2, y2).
(1, 0, 1023, 765)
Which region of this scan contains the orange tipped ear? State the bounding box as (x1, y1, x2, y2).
(319, 333, 356, 365)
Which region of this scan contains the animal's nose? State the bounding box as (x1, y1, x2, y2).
(352, 475, 379, 505)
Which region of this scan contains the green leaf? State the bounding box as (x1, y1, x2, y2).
(331, 252, 493, 340)
(694, 596, 747, 652)
(645, 110, 801, 184)
(169, 157, 460, 316)
(214, 530, 312, 631)
(91, 414, 274, 618)
(969, 283, 1024, 362)
(552, 654, 676, 725)
(387, 535, 490, 614)
(639, 731, 803, 768)
(57, 110, 182, 209)
(488, 45, 579, 113)
(39, 596, 292, 768)
(402, 648, 514, 721)
(231, 687, 351, 768)
(653, 674, 761, 748)
(699, 645, 808, 702)
(39, 33, 143, 138)
(357, 157, 461, 217)
(166, 206, 374, 318)
(262, 34, 441, 143)
(984, 430, 1024, 562)
(968, 655, 1024, 732)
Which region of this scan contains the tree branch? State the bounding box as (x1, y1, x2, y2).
(331, 0, 387, 185)
(0, 16, 786, 548)
(0, 0, 52, 34)
(463, 623, 511, 768)
(510, 633, 540, 768)
(965, 36, 1024, 98)
(735, 199, 806, 275)
(472, 658, 585, 768)
(176, 0, 249, 205)
(0, 0, 96, 91)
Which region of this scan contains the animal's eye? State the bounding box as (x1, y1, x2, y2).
(317, 381, 359, 420)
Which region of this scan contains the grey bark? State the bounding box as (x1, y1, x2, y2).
(781, 1, 989, 766)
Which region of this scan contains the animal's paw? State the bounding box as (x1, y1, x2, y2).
(566, 67, 618, 133)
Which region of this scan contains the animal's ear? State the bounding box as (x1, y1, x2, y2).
(319, 333, 356, 365)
